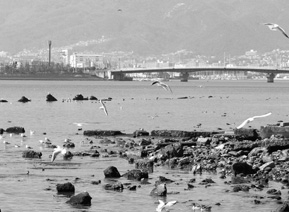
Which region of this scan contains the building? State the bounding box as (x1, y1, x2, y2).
(69, 53, 103, 68)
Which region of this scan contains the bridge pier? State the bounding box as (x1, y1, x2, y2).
(266, 73, 276, 83)
(180, 72, 189, 82)
(112, 72, 126, 80)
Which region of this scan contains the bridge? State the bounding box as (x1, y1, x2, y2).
(109, 66, 289, 83)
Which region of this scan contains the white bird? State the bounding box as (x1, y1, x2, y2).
(51, 145, 67, 162)
(73, 122, 87, 127)
(99, 99, 108, 116)
(156, 200, 177, 212)
(236, 112, 272, 129)
(263, 23, 289, 39)
(152, 81, 173, 93)
(3, 140, 10, 144)
(14, 144, 20, 148)
(30, 130, 35, 135)
(25, 144, 32, 149)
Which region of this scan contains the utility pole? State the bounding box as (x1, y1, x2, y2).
(48, 40, 52, 66)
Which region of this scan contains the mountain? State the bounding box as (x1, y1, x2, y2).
(0, 0, 289, 58)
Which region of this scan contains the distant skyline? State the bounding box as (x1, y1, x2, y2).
(0, 0, 289, 58)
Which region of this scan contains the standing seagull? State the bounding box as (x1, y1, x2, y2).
(263, 23, 289, 39)
(156, 200, 177, 212)
(152, 81, 173, 93)
(236, 112, 272, 129)
(99, 99, 108, 116)
(51, 146, 67, 162)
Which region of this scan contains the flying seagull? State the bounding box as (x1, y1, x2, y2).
(51, 146, 67, 162)
(156, 200, 177, 212)
(152, 81, 173, 93)
(99, 99, 108, 116)
(263, 23, 289, 39)
(236, 112, 272, 129)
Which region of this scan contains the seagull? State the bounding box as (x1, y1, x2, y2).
(152, 81, 173, 93)
(99, 99, 108, 116)
(236, 112, 272, 129)
(156, 200, 177, 212)
(263, 23, 289, 39)
(51, 145, 67, 162)
(25, 144, 32, 149)
(30, 130, 35, 135)
(73, 122, 88, 127)
(3, 140, 10, 144)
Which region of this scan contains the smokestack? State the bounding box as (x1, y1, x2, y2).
(48, 40, 52, 66)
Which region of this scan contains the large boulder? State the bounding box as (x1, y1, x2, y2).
(135, 159, 154, 173)
(260, 126, 289, 139)
(233, 128, 260, 141)
(103, 182, 124, 191)
(122, 169, 148, 181)
(18, 96, 31, 103)
(274, 201, 289, 212)
(232, 162, 258, 176)
(84, 130, 124, 136)
(150, 183, 167, 196)
(150, 130, 217, 138)
(103, 166, 121, 178)
(56, 182, 75, 193)
(6, 126, 25, 134)
(160, 143, 183, 160)
(66, 191, 92, 206)
(46, 93, 57, 102)
(22, 150, 42, 158)
(73, 94, 88, 101)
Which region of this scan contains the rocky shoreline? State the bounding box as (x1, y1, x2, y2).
(2, 125, 289, 211)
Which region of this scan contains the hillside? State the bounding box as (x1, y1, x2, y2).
(0, 0, 289, 58)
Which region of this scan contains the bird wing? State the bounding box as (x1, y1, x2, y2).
(156, 200, 165, 211)
(152, 81, 160, 86)
(276, 26, 289, 38)
(236, 118, 250, 129)
(159, 82, 173, 93)
(251, 112, 272, 119)
(51, 148, 62, 162)
(165, 200, 177, 207)
(99, 100, 108, 116)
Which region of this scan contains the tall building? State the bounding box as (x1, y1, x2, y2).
(69, 53, 103, 68)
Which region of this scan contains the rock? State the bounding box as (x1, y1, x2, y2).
(63, 151, 73, 160)
(56, 182, 75, 193)
(0, 128, 4, 134)
(89, 96, 98, 100)
(150, 183, 167, 196)
(160, 143, 183, 159)
(133, 130, 149, 137)
(267, 189, 281, 196)
(63, 141, 75, 148)
(73, 94, 88, 101)
(199, 178, 215, 185)
(66, 191, 92, 206)
(260, 126, 289, 139)
(232, 185, 250, 192)
(232, 162, 258, 176)
(18, 96, 31, 103)
(155, 176, 175, 185)
(103, 182, 123, 191)
(84, 130, 124, 136)
(150, 130, 218, 138)
(103, 166, 121, 178)
(46, 93, 57, 102)
(196, 137, 211, 146)
(22, 150, 42, 158)
(135, 159, 154, 173)
(122, 169, 148, 181)
(6, 126, 25, 134)
(0, 99, 8, 103)
(233, 128, 259, 141)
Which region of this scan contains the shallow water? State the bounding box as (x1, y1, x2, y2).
(0, 79, 289, 212)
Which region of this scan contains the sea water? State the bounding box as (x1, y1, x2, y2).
(0, 79, 288, 212)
